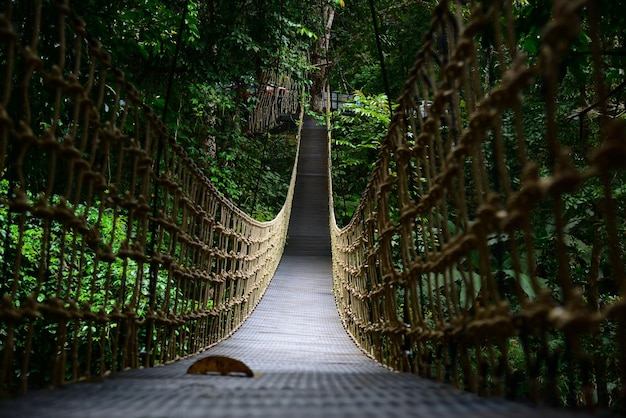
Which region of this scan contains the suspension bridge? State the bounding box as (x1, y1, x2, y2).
(1, 0, 625, 416)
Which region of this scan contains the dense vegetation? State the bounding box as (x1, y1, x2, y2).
(43, 0, 341, 219)
(2, 0, 625, 409)
(328, 1, 626, 222)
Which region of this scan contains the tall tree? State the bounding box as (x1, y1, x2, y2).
(326, 0, 435, 99)
(309, 0, 343, 112)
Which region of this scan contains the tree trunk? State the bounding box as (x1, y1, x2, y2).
(310, 3, 335, 113)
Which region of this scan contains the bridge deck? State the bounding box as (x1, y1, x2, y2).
(1, 118, 583, 417)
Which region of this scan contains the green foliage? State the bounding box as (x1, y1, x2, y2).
(1, 179, 155, 388)
(57, 0, 312, 220)
(330, 0, 434, 97)
(330, 91, 391, 226)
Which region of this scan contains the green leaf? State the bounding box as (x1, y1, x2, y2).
(454, 268, 481, 310)
(504, 269, 546, 298)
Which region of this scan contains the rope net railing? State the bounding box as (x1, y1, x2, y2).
(247, 71, 300, 134)
(330, 0, 626, 409)
(0, 0, 301, 396)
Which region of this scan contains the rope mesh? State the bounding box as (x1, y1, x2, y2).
(330, 0, 626, 407)
(0, 0, 299, 395)
(248, 71, 300, 134)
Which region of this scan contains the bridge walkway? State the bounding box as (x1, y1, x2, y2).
(0, 118, 582, 418)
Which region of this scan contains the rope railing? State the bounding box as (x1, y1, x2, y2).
(247, 71, 300, 134)
(330, 0, 626, 408)
(0, 0, 301, 395)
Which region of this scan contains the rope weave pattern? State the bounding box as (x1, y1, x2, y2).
(248, 71, 300, 134)
(330, 0, 626, 406)
(0, 0, 299, 394)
